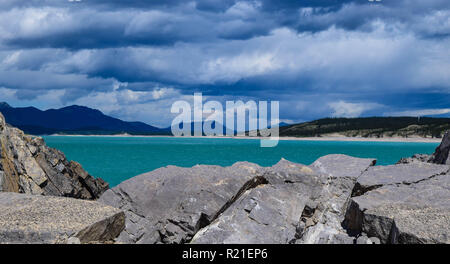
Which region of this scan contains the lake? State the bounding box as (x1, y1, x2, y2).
(43, 136, 438, 187)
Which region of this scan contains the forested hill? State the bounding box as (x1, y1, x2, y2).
(279, 117, 450, 138)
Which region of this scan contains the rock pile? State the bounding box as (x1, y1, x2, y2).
(0, 112, 108, 199)
(100, 151, 449, 244)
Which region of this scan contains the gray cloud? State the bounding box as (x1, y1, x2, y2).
(0, 0, 449, 125)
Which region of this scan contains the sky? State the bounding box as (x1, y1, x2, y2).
(0, 0, 449, 127)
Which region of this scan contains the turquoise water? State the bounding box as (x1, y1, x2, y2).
(43, 136, 438, 187)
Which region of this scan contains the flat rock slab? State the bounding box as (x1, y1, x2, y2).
(347, 174, 450, 244)
(357, 163, 449, 190)
(311, 154, 376, 179)
(0, 192, 125, 244)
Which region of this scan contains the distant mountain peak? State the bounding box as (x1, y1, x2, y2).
(61, 105, 92, 110)
(0, 103, 170, 135)
(0, 102, 12, 109)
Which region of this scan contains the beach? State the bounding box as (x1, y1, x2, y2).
(49, 134, 443, 143)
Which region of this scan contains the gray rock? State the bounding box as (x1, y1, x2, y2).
(191, 183, 310, 244)
(99, 162, 265, 244)
(345, 174, 450, 244)
(369, 237, 381, 244)
(326, 233, 355, 244)
(99, 155, 376, 244)
(0, 112, 108, 199)
(355, 163, 449, 196)
(0, 192, 125, 244)
(397, 154, 432, 164)
(311, 154, 376, 179)
(67, 237, 81, 244)
(356, 235, 371, 244)
(397, 132, 450, 165)
(298, 155, 376, 244)
(191, 156, 376, 244)
(430, 131, 450, 165)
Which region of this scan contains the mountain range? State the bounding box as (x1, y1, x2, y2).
(0, 102, 291, 136)
(1, 102, 449, 138)
(0, 102, 170, 135)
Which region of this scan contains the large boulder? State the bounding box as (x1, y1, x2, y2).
(0, 112, 108, 199)
(354, 163, 449, 196)
(191, 160, 325, 244)
(310, 154, 376, 179)
(345, 152, 450, 244)
(99, 162, 266, 243)
(345, 174, 450, 244)
(296, 155, 376, 244)
(0, 192, 125, 244)
(100, 155, 376, 244)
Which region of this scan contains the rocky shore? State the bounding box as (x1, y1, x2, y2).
(0, 113, 108, 199)
(0, 112, 449, 244)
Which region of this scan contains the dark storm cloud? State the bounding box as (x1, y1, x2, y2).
(0, 0, 449, 124)
(0, 0, 447, 50)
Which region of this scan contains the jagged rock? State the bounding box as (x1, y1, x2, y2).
(191, 155, 375, 244)
(397, 132, 450, 165)
(191, 160, 325, 244)
(430, 131, 450, 165)
(97, 151, 447, 245)
(192, 183, 307, 244)
(354, 163, 449, 196)
(99, 162, 265, 243)
(345, 174, 450, 244)
(397, 154, 432, 164)
(0, 192, 125, 243)
(0, 112, 108, 199)
(99, 155, 376, 244)
(297, 155, 376, 244)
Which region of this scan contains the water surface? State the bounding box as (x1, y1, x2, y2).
(43, 136, 438, 187)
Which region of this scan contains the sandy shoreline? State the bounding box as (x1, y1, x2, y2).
(47, 134, 442, 143)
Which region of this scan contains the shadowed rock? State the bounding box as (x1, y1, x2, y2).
(298, 155, 376, 244)
(397, 131, 450, 165)
(0, 192, 125, 244)
(354, 163, 450, 196)
(345, 174, 450, 244)
(430, 131, 450, 165)
(347, 152, 450, 244)
(397, 154, 432, 164)
(0, 113, 108, 199)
